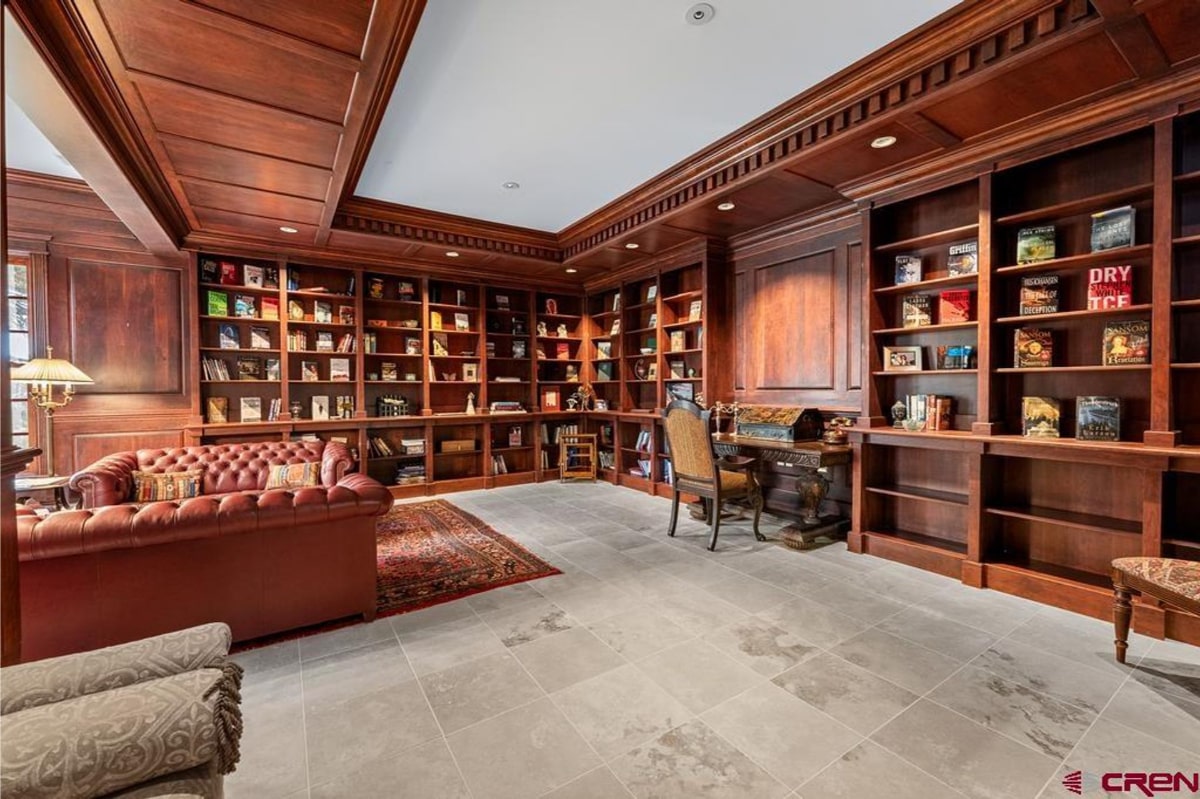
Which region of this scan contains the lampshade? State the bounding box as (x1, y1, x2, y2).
(11, 351, 94, 385)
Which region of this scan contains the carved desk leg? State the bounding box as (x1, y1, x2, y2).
(796, 466, 830, 526)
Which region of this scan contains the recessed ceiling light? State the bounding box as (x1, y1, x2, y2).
(503, 181, 520, 190)
(717, 201, 736, 211)
(446, 251, 460, 258)
(686, 3, 715, 25)
(625, 243, 640, 250)
(870, 135, 898, 149)
(565, 268, 578, 274)
(279, 226, 298, 233)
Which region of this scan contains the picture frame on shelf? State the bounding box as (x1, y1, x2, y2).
(463, 362, 479, 381)
(496, 294, 510, 310)
(312, 396, 330, 421)
(338, 306, 355, 325)
(314, 301, 333, 324)
(883, 346, 923, 372)
(667, 382, 694, 402)
(594, 399, 608, 411)
(542, 388, 560, 410)
(206, 396, 228, 424)
(545, 298, 558, 315)
(240, 397, 262, 423)
(512, 339, 527, 358)
(646, 285, 657, 303)
(454, 312, 471, 331)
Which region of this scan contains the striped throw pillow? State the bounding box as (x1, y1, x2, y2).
(265, 461, 321, 489)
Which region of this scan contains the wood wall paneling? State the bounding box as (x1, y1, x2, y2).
(69, 426, 189, 469)
(67, 260, 184, 395)
(755, 250, 837, 391)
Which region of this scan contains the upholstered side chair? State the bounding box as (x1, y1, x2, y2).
(661, 399, 765, 551)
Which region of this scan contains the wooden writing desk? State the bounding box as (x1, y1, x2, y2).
(712, 434, 852, 547)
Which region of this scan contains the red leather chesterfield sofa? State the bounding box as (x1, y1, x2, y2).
(16, 441, 394, 661)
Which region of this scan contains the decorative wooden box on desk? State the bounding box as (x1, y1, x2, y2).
(715, 406, 851, 549)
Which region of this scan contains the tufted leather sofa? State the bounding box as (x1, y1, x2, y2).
(17, 441, 394, 661)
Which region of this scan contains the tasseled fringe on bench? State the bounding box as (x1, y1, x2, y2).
(203, 660, 245, 775)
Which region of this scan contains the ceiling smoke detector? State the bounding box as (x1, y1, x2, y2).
(686, 3, 715, 25)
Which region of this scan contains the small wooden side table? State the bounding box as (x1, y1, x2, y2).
(14, 474, 74, 510)
(559, 433, 598, 482)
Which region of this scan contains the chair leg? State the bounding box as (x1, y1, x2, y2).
(751, 492, 764, 542)
(708, 498, 722, 551)
(1113, 582, 1133, 664)
(668, 489, 680, 537)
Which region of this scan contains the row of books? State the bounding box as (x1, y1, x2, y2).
(1022, 396, 1120, 440)
(598, 451, 615, 470)
(540, 423, 580, 445)
(207, 290, 280, 321)
(200, 259, 279, 289)
(367, 277, 417, 301)
(203, 355, 282, 381)
(299, 358, 352, 381)
(895, 240, 978, 284)
(633, 428, 653, 453)
(1014, 321, 1149, 367)
(395, 464, 426, 485)
(367, 436, 426, 458)
(430, 311, 472, 332)
(1019, 267, 1133, 316)
(896, 394, 953, 431)
(205, 396, 281, 424)
(901, 291, 972, 327)
(286, 331, 357, 352)
(490, 455, 512, 474)
(1017, 206, 1135, 264)
(218, 324, 271, 350)
(629, 459, 653, 478)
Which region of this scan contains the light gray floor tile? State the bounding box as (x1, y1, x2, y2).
(1126, 637, 1200, 704)
(387, 600, 477, 637)
(301, 639, 413, 705)
(874, 605, 998, 662)
(419, 650, 545, 733)
(800, 579, 909, 624)
(972, 638, 1124, 714)
(757, 597, 871, 649)
(636, 638, 764, 714)
(701, 682, 862, 789)
(654, 587, 752, 636)
(1007, 606, 1147, 676)
(226, 670, 307, 799)
(514, 626, 626, 693)
(231, 639, 300, 684)
(831, 628, 961, 694)
(1042, 717, 1200, 798)
(309, 737, 469, 799)
(481, 599, 577, 647)
(771, 652, 918, 735)
(1101, 677, 1200, 755)
(928, 665, 1094, 759)
(304, 678, 442, 788)
(610, 719, 789, 799)
(464, 581, 547, 614)
(704, 573, 797, 613)
(447, 697, 601, 799)
(872, 699, 1059, 799)
(588, 608, 694, 661)
(703, 617, 821, 677)
(797, 740, 966, 799)
(541, 766, 634, 798)
(553, 663, 693, 761)
(298, 618, 396, 663)
(398, 617, 508, 677)
(545, 583, 644, 624)
(912, 584, 1041, 636)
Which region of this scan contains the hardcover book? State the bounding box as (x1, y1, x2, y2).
(287, 300, 305, 321)
(901, 294, 933, 328)
(596, 341, 612, 359)
(432, 333, 449, 357)
(1022, 396, 1061, 438)
(314, 301, 333, 324)
(938, 290, 972, 324)
(301, 361, 319, 382)
(1016, 225, 1056, 264)
(1076, 396, 1121, 441)
(496, 294, 510, 310)
(206, 290, 228, 317)
(454, 312, 470, 331)
(368, 277, 385, 299)
(218, 323, 240, 349)
(935, 344, 975, 370)
(1090, 205, 1135, 252)
(339, 306, 355, 325)
(200, 258, 220, 284)
(240, 397, 262, 423)
(233, 294, 256, 318)
(596, 362, 613, 381)
(243, 264, 264, 287)
(249, 326, 271, 349)
(206, 396, 228, 424)
(262, 267, 279, 290)
(1019, 275, 1060, 315)
(669, 360, 686, 379)
(895, 255, 922, 285)
(947, 240, 979, 276)
(311, 396, 329, 421)
(236, 356, 262, 380)
(261, 297, 279, 321)
(219, 261, 239, 285)
(1087, 265, 1133, 310)
(610, 318, 621, 336)
(1102, 320, 1150, 365)
(316, 331, 334, 352)
(330, 358, 351, 382)
(381, 363, 398, 381)
(1014, 328, 1053, 368)
(430, 310, 443, 331)
(398, 281, 416, 300)
(265, 358, 281, 381)
(670, 330, 686, 352)
(405, 337, 422, 355)
(688, 300, 703, 321)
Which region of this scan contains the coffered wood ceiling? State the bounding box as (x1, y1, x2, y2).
(8, 0, 1200, 286)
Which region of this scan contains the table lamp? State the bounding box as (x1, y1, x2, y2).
(10, 346, 94, 476)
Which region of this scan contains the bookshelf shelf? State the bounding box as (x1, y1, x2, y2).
(864, 484, 968, 506)
(870, 369, 978, 377)
(873, 321, 978, 335)
(874, 223, 980, 253)
(993, 245, 1152, 276)
(873, 273, 979, 295)
(994, 304, 1152, 324)
(992, 182, 1154, 226)
(995, 365, 1151, 373)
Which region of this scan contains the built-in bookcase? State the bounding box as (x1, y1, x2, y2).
(363, 272, 424, 417)
(587, 290, 622, 411)
(534, 292, 585, 402)
(1172, 112, 1200, 444)
(485, 288, 534, 411)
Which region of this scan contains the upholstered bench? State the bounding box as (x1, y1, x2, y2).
(1111, 557, 1200, 663)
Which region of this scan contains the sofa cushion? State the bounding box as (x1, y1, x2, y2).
(132, 470, 204, 503)
(264, 461, 321, 490)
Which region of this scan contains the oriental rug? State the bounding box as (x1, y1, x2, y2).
(375, 499, 560, 616)
(233, 499, 559, 651)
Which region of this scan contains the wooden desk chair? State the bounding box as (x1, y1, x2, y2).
(559, 433, 597, 482)
(1111, 557, 1200, 663)
(661, 399, 764, 551)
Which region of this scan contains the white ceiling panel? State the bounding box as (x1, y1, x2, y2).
(357, 0, 960, 231)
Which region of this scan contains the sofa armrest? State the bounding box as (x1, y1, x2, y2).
(334, 472, 395, 515)
(320, 441, 355, 486)
(69, 451, 139, 509)
(1, 623, 233, 715)
(0, 667, 241, 799)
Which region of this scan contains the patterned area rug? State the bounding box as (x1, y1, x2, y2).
(376, 499, 560, 616)
(233, 500, 559, 651)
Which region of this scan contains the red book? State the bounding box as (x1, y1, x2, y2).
(938, 290, 972, 324)
(556, 342, 570, 360)
(219, 261, 239, 285)
(1087, 265, 1132, 310)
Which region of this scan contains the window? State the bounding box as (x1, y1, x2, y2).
(8, 256, 31, 450)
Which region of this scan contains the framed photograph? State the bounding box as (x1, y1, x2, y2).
(647, 362, 658, 380)
(301, 361, 320, 382)
(463, 362, 478, 381)
(646, 285, 657, 303)
(542, 388, 560, 410)
(240, 397, 262, 423)
(405, 337, 421, 355)
(545, 297, 558, 315)
(512, 339, 527, 358)
(594, 398, 608, 412)
(496, 294, 510, 310)
(883, 346, 923, 372)
(338, 305, 355, 325)
(381, 362, 398, 381)
(454, 312, 470, 331)
(312, 395, 330, 421)
(314, 301, 333, 324)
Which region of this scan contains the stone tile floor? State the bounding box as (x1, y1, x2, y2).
(227, 482, 1200, 799)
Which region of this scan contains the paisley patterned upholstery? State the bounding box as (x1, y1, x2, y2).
(1112, 557, 1200, 601)
(0, 624, 242, 799)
